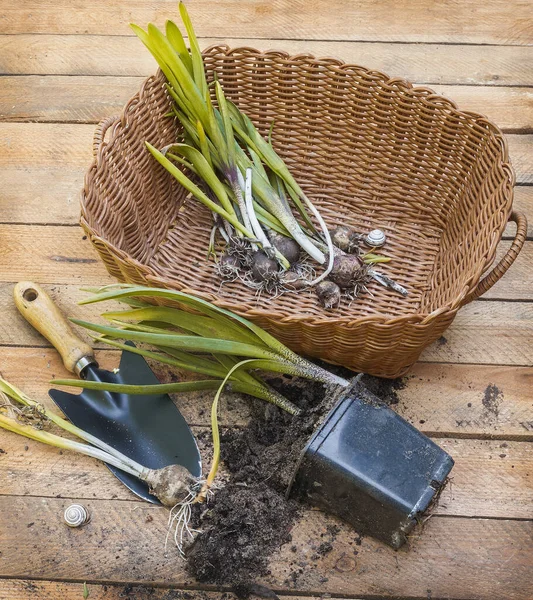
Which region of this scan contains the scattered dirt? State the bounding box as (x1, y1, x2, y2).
(482, 384, 503, 417)
(359, 373, 406, 406)
(186, 371, 403, 588)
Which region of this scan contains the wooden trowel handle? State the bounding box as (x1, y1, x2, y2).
(14, 281, 96, 376)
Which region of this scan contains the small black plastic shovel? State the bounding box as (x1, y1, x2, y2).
(14, 282, 201, 504)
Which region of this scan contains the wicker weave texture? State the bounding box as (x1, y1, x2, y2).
(81, 46, 526, 377)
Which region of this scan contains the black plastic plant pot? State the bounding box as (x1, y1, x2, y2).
(287, 378, 454, 549)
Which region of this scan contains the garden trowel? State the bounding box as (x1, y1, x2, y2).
(14, 281, 201, 504)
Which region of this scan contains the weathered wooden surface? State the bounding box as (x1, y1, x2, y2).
(0, 1, 532, 598)
(1, 496, 532, 600)
(2, 76, 532, 131)
(2, 35, 533, 86)
(1, 0, 532, 44)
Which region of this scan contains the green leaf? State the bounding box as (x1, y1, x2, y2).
(165, 152, 197, 174)
(95, 335, 230, 379)
(215, 81, 235, 165)
(51, 377, 299, 414)
(253, 202, 290, 236)
(165, 143, 235, 215)
(165, 19, 193, 74)
(130, 24, 183, 94)
(146, 23, 209, 126)
(196, 120, 213, 168)
(206, 358, 255, 487)
(102, 306, 260, 345)
(70, 318, 278, 360)
(83, 583, 90, 600)
(78, 286, 350, 388)
(212, 353, 264, 387)
(145, 142, 253, 238)
(179, 1, 207, 97)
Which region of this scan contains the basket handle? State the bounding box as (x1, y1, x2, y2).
(463, 210, 527, 304)
(93, 116, 119, 158)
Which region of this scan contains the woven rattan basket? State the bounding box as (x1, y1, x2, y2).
(81, 45, 526, 378)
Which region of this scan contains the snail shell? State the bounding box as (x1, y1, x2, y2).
(364, 229, 387, 247)
(63, 504, 90, 527)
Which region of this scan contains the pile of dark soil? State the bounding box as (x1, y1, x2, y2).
(186, 371, 403, 589)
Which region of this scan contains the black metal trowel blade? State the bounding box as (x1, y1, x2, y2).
(49, 343, 202, 504)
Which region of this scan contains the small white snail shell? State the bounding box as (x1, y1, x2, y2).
(364, 229, 387, 248)
(63, 504, 90, 528)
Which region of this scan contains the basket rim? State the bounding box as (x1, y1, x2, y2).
(81, 44, 516, 328)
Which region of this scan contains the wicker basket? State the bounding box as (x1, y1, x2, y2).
(81, 45, 526, 378)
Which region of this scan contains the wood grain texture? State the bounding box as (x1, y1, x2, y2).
(1, 345, 532, 437)
(420, 301, 533, 366)
(2, 35, 533, 86)
(0, 580, 243, 600)
(398, 363, 533, 438)
(0, 121, 531, 228)
(1, 0, 533, 45)
(481, 240, 533, 300)
(1, 123, 531, 184)
(0, 1, 531, 598)
(2, 173, 532, 236)
(2, 76, 532, 132)
(0, 280, 532, 363)
(0, 225, 113, 285)
(1, 420, 531, 518)
(0, 496, 531, 599)
(13, 281, 95, 374)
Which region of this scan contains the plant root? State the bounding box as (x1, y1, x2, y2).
(0, 401, 49, 430)
(165, 479, 219, 557)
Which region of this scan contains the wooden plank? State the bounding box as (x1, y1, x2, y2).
(0, 581, 243, 600)
(420, 301, 533, 366)
(0, 76, 142, 125)
(1, 0, 532, 45)
(3, 35, 533, 87)
(482, 240, 533, 300)
(2, 76, 532, 132)
(509, 135, 533, 184)
(1, 344, 532, 437)
(399, 363, 533, 439)
(2, 168, 531, 232)
(0, 225, 112, 285)
(0, 347, 240, 429)
(2, 412, 531, 518)
(2, 175, 532, 234)
(0, 166, 86, 224)
(0, 123, 531, 227)
(0, 278, 533, 363)
(0, 123, 94, 167)
(435, 438, 533, 518)
(0, 496, 531, 599)
(0, 123, 530, 182)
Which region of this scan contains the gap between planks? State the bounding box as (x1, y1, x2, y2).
(0, 579, 500, 600)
